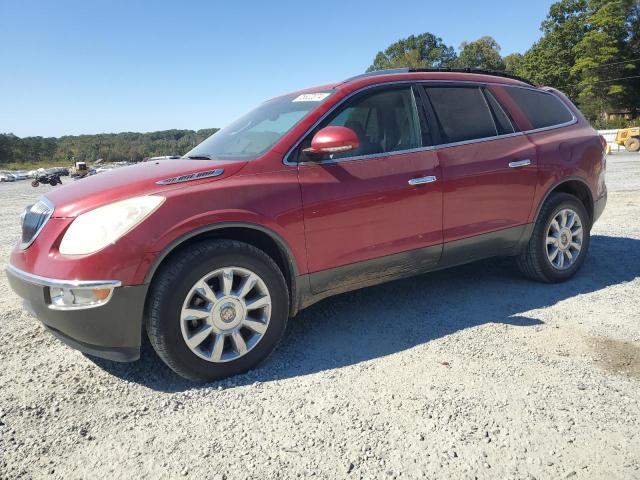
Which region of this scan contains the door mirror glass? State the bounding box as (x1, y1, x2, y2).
(303, 126, 360, 156)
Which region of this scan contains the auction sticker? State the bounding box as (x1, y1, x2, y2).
(292, 92, 331, 102)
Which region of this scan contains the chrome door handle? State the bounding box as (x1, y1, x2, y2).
(509, 159, 531, 168)
(408, 175, 437, 186)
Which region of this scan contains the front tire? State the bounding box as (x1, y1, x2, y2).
(146, 240, 289, 382)
(517, 193, 590, 283)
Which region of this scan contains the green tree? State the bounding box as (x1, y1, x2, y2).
(0, 128, 220, 167)
(456, 36, 506, 71)
(367, 33, 457, 72)
(515, 0, 639, 123)
(503, 53, 524, 74)
(571, 0, 639, 121)
(517, 0, 589, 98)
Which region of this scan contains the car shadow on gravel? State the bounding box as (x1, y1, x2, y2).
(89, 235, 640, 392)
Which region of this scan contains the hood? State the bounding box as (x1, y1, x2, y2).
(47, 159, 248, 218)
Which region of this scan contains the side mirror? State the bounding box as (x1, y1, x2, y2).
(303, 126, 360, 156)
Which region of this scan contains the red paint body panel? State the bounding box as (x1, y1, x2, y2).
(46, 159, 249, 217)
(298, 150, 442, 274)
(526, 123, 606, 219)
(9, 71, 605, 297)
(438, 135, 538, 242)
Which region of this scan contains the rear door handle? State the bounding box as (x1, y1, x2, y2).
(408, 175, 437, 186)
(509, 159, 531, 168)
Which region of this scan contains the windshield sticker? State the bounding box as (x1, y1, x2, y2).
(292, 92, 331, 102)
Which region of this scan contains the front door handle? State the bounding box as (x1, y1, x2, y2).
(509, 159, 531, 168)
(408, 175, 437, 186)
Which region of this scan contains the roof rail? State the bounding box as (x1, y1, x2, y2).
(340, 69, 409, 84)
(342, 67, 536, 86)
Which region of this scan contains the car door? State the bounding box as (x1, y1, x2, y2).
(419, 84, 538, 264)
(294, 85, 443, 293)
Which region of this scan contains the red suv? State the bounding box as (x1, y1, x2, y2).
(7, 69, 607, 381)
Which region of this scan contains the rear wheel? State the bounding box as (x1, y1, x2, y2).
(146, 240, 289, 382)
(517, 193, 590, 283)
(31, 180, 39, 187)
(624, 137, 640, 152)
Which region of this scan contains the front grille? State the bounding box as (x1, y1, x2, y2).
(21, 198, 53, 248)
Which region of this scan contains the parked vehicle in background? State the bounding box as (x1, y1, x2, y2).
(614, 127, 640, 152)
(11, 171, 29, 180)
(70, 161, 89, 179)
(6, 69, 607, 382)
(0, 172, 16, 182)
(48, 167, 70, 177)
(31, 172, 62, 187)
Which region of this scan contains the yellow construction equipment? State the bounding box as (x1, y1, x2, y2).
(615, 127, 640, 152)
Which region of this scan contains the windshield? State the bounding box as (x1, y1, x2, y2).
(185, 91, 334, 160)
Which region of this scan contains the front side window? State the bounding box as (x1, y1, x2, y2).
(425, 86, 499, 144)
(502, 87, 574, 130)
(186, 91, 333, 160)
(299, 87, 422, 162)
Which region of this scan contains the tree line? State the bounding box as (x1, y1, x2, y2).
(369, 0, 640, 127)
(2, 0, 638, 167)
(0, 129, 218, 167)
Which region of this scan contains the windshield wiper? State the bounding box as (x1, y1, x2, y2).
(185, 154, 213, 160)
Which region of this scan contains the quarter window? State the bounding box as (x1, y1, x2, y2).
(502, 87, 574, 130)
(425, 87, 499, 144)
(299, 87, 421, 162)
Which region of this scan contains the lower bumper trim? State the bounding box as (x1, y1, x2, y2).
(46, 325, 140, 362)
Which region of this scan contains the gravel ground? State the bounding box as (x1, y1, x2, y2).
(1, 153, 639, 480)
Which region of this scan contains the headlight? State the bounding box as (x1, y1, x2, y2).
(59, 195, 164, 255)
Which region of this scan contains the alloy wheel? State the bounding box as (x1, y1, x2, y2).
(180, 266, 271, 362)
(545, 208, 583, 270)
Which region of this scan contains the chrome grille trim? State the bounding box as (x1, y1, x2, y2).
(5, 263, 121, 289)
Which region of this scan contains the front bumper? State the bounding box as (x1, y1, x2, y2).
(6, 264, 147, 362)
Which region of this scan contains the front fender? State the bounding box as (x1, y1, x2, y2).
(128, 170, 306, 284)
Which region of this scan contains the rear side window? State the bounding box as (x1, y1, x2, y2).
(502, 87, 574, 130)
(425, 87, 498, 143)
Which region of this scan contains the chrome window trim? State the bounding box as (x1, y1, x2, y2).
(5, 263, 122, 290)
(282, 80, 577, 167)
(482, 88, 516, 135)
(19, 196, 54, 250)
(479, 87, 500, 137)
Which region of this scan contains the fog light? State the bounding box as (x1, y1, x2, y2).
(49, 286, 115, 310)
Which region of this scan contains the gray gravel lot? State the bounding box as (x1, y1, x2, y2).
(1, 153, 639, 479)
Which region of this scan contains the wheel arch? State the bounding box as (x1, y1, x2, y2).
(534, 177, 594, 225)
(144, 223, 299, 312)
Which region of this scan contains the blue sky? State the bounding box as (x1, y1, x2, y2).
(0, 0, 555, 138)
